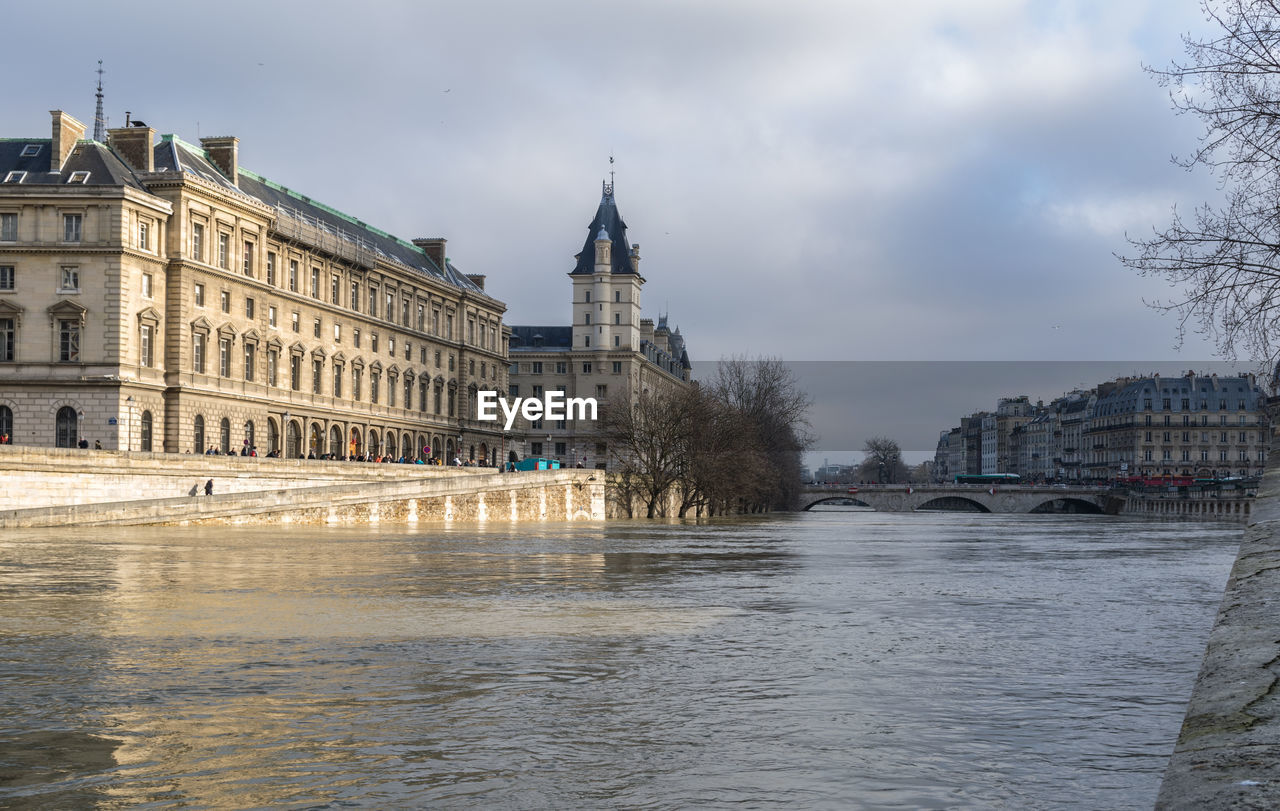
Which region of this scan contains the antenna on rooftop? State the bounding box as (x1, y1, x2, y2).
(608, 153, 615, 193)
(93, 60, 106, 143)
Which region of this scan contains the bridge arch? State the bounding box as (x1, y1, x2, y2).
(1028, 497, 1104, 515)
(803, 496, 873, 510)
(916, 496, 991, 513)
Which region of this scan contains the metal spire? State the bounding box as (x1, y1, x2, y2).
(93, 60, 106, 143)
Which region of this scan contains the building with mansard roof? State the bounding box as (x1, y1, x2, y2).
(0, 109, 509, 463)
(506, 182, 692, 467)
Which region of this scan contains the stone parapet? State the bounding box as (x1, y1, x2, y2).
(1156, 429, 1280, 808)
(0, 467, 603, 528)
(0, 444, 488, 510)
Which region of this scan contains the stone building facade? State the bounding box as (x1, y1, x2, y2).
(0, 110, 508, 463)
(507, 183, 692, 467)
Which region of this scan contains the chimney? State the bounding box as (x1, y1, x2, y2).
(465, 274, 486, 291)
(107, 126, 155, 172)
(200, 136, 239, 186)
(49, 110, 87, 172)
(413, 237, 447, 269)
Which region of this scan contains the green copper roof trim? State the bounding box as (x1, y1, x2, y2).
(158, 134, 440, 271)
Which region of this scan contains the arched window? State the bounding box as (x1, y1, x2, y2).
(349, 427, 362, 457)
(368, 429, 380, 457)
(286, 420, 301, 458)
(309, 423, 322, 455)
(55, 406, 78, 448)
(401, 434, 411, 460)
(0, 405, 12, 443)
(329, 425, 343, 457)
(385, 430, 398, 459)
(267, 418, 279, 456)
(140, 410, 153, 451)
(219, 418, 231, 454)
(244, 420, 255, 451)
(194, 414, 205, 452)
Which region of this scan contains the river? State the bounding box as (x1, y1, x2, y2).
(0, 511, 1239, 809)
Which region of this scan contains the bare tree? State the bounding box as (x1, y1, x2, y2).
(858, 436, 908, 483)
(1121, 0, 1280, 368)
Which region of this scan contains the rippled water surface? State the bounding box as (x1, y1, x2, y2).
(0, 512, 1240, 809)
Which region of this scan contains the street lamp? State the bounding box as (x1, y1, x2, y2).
(124, 395, 134, 452)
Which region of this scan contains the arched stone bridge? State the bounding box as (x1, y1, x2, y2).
(800, 485, 1124, 515)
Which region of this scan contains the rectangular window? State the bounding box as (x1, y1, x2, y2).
(369, 287, 378, 317)
(313, 318, 321, 339)
(267, 349, 278, 387)
(432, 309, 440, 334)
(310, 268, 320, 298)
(386, 291, 394, 320)
(0, 317, 13, 361)
(245, 297, 255, 319)
(0, 213, 16, 241)
(333, 365, 343, 398)
(388, 337, 395, 356)
(612, 361, 622, 374)
(446, 313, 453, 338)
(289, 260, 298, 292)
(596, 384, 607, 399)
(353, 367, 363, 400)
(615, 291, 621, 303)
(351, 281, 360, 312)
(290, 354, 301, 391)
(291, 312, 300, 332)
(613, 335, 620, 347)
(417, 304, 425, 331)
(268, 306, 277, 328)
(334, 323, 342, 343)
(354, 328, 361, 348)
(59, 266, 79, 292)
(142, 273, 153, 298)
(266, 252, 276, 286)
(220, 290, 230, 313)
(402, 298, 410, 326)
(388, 377, 396, 407)
(312, 359, 322, 394)
(331, 274, 340, 305)
(372, 334, 380, 353)
(585, 291, 591, 303)
(556, 362, 567, 374)
(138, 221, 149, 251)
(371, 373, 380, 404)
(193, 333, 205, 373)
(582, 362, 592, 374)
(531, 442, 543, 456)
(532, 362, 543, 375)
(63, 213, 82, 243)
(219, 338, 231, 377)
(584, 335, 591, 347)
(555, 442, 567, 457)
(191, 222, 204, 260)
(243, 344, 255, 381)
(217, 233, 229, 269)
(243, 241, 255, 276)
(194, 283, 205, 307)
(140, 324, 153, 367)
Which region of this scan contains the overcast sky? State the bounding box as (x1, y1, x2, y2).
(3, 1, 1238, 456)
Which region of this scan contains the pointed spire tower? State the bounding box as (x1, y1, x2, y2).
(92, 60, 106, 143)
(570, 175, 644, 353)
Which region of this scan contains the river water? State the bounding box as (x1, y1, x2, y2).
(0, 511, 1240, 809)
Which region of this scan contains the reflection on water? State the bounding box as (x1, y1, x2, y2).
(0, 514, 1238, 809)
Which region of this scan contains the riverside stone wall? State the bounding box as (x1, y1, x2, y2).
(1156, 406, 1280, 808)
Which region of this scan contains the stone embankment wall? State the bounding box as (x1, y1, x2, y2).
(1156, 411, 1280, 808)
(0, 447, 604, 527)
(0, 445, 487, 510)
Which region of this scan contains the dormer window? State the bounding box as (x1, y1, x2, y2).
(3, 172, 26, 183)
(20, 145, 41, 157)
(67, 171, 90, 184)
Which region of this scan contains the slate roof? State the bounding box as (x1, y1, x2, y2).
(153, 136, 486, 296)
(570, 183, 637, 276)
(508, 326, 573, 350)
(0, 138, 145, 189)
